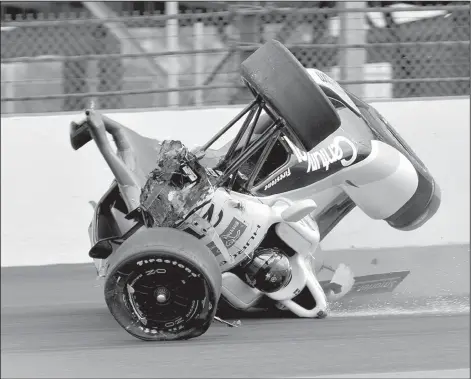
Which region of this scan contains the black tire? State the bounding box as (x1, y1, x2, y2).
(104, 227, 222, 341)
(240, 39, 341, 151)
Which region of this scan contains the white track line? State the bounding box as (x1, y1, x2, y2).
(293, 368, 470, 378)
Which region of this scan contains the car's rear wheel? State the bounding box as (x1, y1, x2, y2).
(240, 39, 341, 151)
(104, 228, 222, 341)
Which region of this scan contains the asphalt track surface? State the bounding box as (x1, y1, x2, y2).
(1, 264, 469, 378)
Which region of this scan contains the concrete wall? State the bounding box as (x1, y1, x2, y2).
(1, 98, 469, 267)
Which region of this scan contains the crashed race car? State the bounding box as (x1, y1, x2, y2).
(69, 40, 441, 341)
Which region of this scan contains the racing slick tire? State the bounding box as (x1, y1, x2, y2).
(103, 227, 222, 341)
(240, 39, 341, 151)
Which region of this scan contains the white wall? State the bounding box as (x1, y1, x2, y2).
(1, 98, 469, 266)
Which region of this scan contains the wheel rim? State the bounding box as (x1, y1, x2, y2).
(122, 255, 210, 332)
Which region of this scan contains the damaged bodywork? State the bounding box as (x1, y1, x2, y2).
(70, 40, 440, 342)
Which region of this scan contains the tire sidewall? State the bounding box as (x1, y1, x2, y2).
(104, 232, 221, 341)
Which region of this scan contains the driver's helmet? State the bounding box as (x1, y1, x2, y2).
(243, 248, 292, 293)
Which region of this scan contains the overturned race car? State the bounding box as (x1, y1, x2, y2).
(69, 40, 441, 341)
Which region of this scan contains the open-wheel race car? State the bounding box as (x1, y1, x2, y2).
(69, 40, 441, 341)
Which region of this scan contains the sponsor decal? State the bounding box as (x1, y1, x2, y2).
(315, 70, 337, 87)
(307, 69, 361, 114)
(182, 225, 228, 266)
(231, 224, 261, 259)
(135, 258, 197, 276)
(353, 277, 403, 293)
(202, 203, 224, 228)
(220, 217, 247, 248)
(284, 136, 358, 173)
(264, 168, 291, 190)
(206, 241, 222, 257)
(145, 268, 167, 276)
